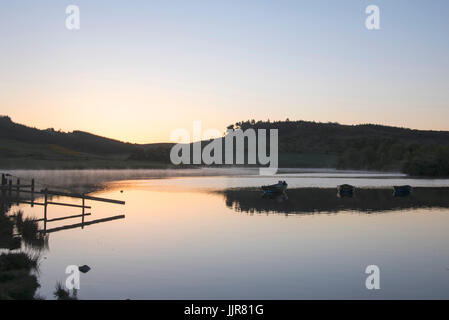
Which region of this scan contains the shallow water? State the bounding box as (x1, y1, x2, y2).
(2, 169, 449, 299)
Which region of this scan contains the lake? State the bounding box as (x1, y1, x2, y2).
(2, 168, 449, 299)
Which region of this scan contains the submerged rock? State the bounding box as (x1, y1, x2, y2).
(78, 265, 91, 273)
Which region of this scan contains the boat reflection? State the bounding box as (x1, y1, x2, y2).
(222, 187, 449, 214)
(261, 191, 288, 202)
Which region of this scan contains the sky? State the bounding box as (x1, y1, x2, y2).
(1, 0, 449, 143)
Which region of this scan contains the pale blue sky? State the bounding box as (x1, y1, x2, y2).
(1, 0, 448, 142)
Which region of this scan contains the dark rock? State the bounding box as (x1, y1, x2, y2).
(79, 265, 91, 273)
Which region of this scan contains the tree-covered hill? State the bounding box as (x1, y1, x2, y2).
(1, 116, 449, 176)
(0, 116, 139, 155)
(0, 116, 171, 169)
(229, 120, 449, 176)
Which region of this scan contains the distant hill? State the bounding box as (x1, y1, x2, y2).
(127, 119, 449, 176)
(1, 116, 448, 175)
(0, 116, 172, 169)
(0, 116, 138, 155)
(227, 120, 449, 176)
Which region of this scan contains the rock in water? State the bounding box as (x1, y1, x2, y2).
(79, 265, 91, 273)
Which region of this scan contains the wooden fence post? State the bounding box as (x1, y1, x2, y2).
(43, 188, 48, 232)
(31, 179, 35, 207)
(1, 174, 5, 197)
(81, 196, 85, 229)
(16, 178, 20, 205)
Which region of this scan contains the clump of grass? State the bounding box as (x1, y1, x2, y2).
(8, 237, 22, 250)
(54, 282, 78, 300)
(0, 213, 14, 249)
(15, 210, 39, 237)
(0, 252, 40, 300)
(22, 220, 38, 239)
(1, 209, 44, 300)
(14, 210, 48, 250)
(0, 270, 39, 300)
(0, 252, 38, 272)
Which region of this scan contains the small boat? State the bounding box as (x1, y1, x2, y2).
(337, 184, 355, 198)
(262, 181, 288, 194)
(393, 185, 412, 197)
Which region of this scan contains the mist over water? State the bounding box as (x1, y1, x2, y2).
(3, 168, 449, 193)
(2, 168, 258, 192)
(3, 169, 449, 299)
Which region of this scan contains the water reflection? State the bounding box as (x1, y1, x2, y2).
(222, 187, 449, 214)
(0, 187, 125, 299)
(3, 174, 449, 299)
(0, 198, 44, 299)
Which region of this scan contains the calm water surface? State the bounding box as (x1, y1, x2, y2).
(4, 169, 449, 299)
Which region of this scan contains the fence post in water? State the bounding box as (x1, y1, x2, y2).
(81, 196, 85, 229)
(1, 174, 5, 197)
(16, 178, 20, 205)
(31, 179, 35, 207)
(8, 179, 12, 197)
(43, 188, 48, 232)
